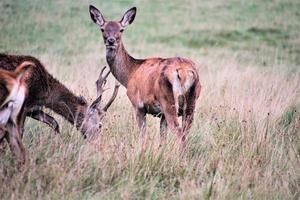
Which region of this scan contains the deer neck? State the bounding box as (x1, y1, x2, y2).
(106, 41, 144, 88)
(44, 78, 88, 129)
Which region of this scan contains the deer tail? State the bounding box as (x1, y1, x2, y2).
(14, 61, 35, 83)
(169, 68, 196, 116)
(0, 61, 34, 108)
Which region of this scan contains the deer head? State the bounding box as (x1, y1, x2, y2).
(89, 5, 136, 52)
(80, 66, 120, 139)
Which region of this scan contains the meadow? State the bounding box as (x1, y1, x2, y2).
(0, 0, 299, 199)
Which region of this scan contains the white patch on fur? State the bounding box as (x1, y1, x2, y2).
(1, 84, 26, 124)
(172, 71, 183, 96)
(171, 70, 195, 115)
(0, 102, 13, 125)
(138, 101, 144, 108)
(183, 71, 195, 92)
(136, 91, 144, 109)
(172, 71, 184, 114)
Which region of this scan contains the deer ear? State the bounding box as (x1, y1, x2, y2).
(120, 7, 136, 27)
(89, 5, 105, 27)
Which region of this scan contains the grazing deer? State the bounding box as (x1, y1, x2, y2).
(0, 54, 120, 142)
(89, 6, 201, 146)
(0, 61, 34, 164)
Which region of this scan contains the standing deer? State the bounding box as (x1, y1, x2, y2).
(0, 61, 34, 164)
(89, 6, 201, 146)
(0, 54, 119, 146)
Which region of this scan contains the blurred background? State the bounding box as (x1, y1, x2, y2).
(0, 0, 299, 199)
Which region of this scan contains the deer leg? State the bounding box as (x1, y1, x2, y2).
(136, 108, 146, 135)
(18, 111, 27, 139)
(159, 115, 168, 146)
(28, 110, 60, 134)
(160, 102, 184, 145)
(182, 84, 200, 139)
(0, 138, 7, 154)
(0, 125, 6, 140)
(136, 108, 148, 150)
(182, 105, 196, 136)
(0, 127, 7, 154)
(6, 123, 26, 165)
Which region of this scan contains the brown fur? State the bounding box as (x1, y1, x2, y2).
(90, 6, 202, 146)
(0, 54, 87, 128)
(0, 54, 119, 149)
(0, 61, 34, 164)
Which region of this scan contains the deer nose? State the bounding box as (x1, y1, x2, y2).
(107, 37, 116, 45)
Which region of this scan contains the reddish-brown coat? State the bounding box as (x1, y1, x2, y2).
(0, 61, 34, 164)
(90, 6, 202, 146)
(127, 57, 200, 115)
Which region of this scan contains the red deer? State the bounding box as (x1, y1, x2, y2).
(89, 6, 201, 146)
(0, 61, 34, 164)
(0, 54, 120, 144)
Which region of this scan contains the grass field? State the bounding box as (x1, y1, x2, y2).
(0, 0, 300, 199)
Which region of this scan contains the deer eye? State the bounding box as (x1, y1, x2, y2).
(120, 29, 124, 33)
(101, 28, 104, 32)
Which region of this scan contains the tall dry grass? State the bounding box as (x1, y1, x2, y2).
(0, 0, 300, 199)
(1, 59, 299, 199)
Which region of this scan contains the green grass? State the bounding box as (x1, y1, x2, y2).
(0, 0, 300, 199)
